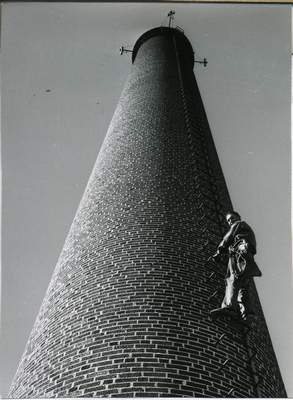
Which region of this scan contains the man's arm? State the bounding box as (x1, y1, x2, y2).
(212, 221, 240, 262)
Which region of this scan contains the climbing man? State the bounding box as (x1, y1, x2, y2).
(210, 211, 262, 323)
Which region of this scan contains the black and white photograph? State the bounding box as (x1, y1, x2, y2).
(1, 2, 292, 398)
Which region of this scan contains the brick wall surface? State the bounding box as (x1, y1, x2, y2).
(9, 27, 287, 398)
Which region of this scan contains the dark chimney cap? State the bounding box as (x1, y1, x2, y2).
(132, 26, 194, 66)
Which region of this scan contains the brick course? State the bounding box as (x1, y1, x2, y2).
(9, 27, 286, 398)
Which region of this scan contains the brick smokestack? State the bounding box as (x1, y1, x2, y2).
(9, 26, 287, 398)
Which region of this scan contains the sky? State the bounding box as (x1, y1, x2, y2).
(1, 2, 292, 398)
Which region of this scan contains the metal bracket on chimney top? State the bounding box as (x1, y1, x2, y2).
(119, 46, 133, 55)
(194, 58, 208, 67)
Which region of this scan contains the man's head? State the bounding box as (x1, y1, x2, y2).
(226, 211, 241, 226)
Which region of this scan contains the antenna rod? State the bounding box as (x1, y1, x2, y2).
(167, 11, 175, 28)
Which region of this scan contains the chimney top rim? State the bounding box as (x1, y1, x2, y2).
(132, 26, 194, 65)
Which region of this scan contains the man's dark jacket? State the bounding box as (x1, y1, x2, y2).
(218, 220, 257, 255)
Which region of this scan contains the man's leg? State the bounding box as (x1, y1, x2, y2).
(221, 273, 242, 311)
(211, 254, 241, 317)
